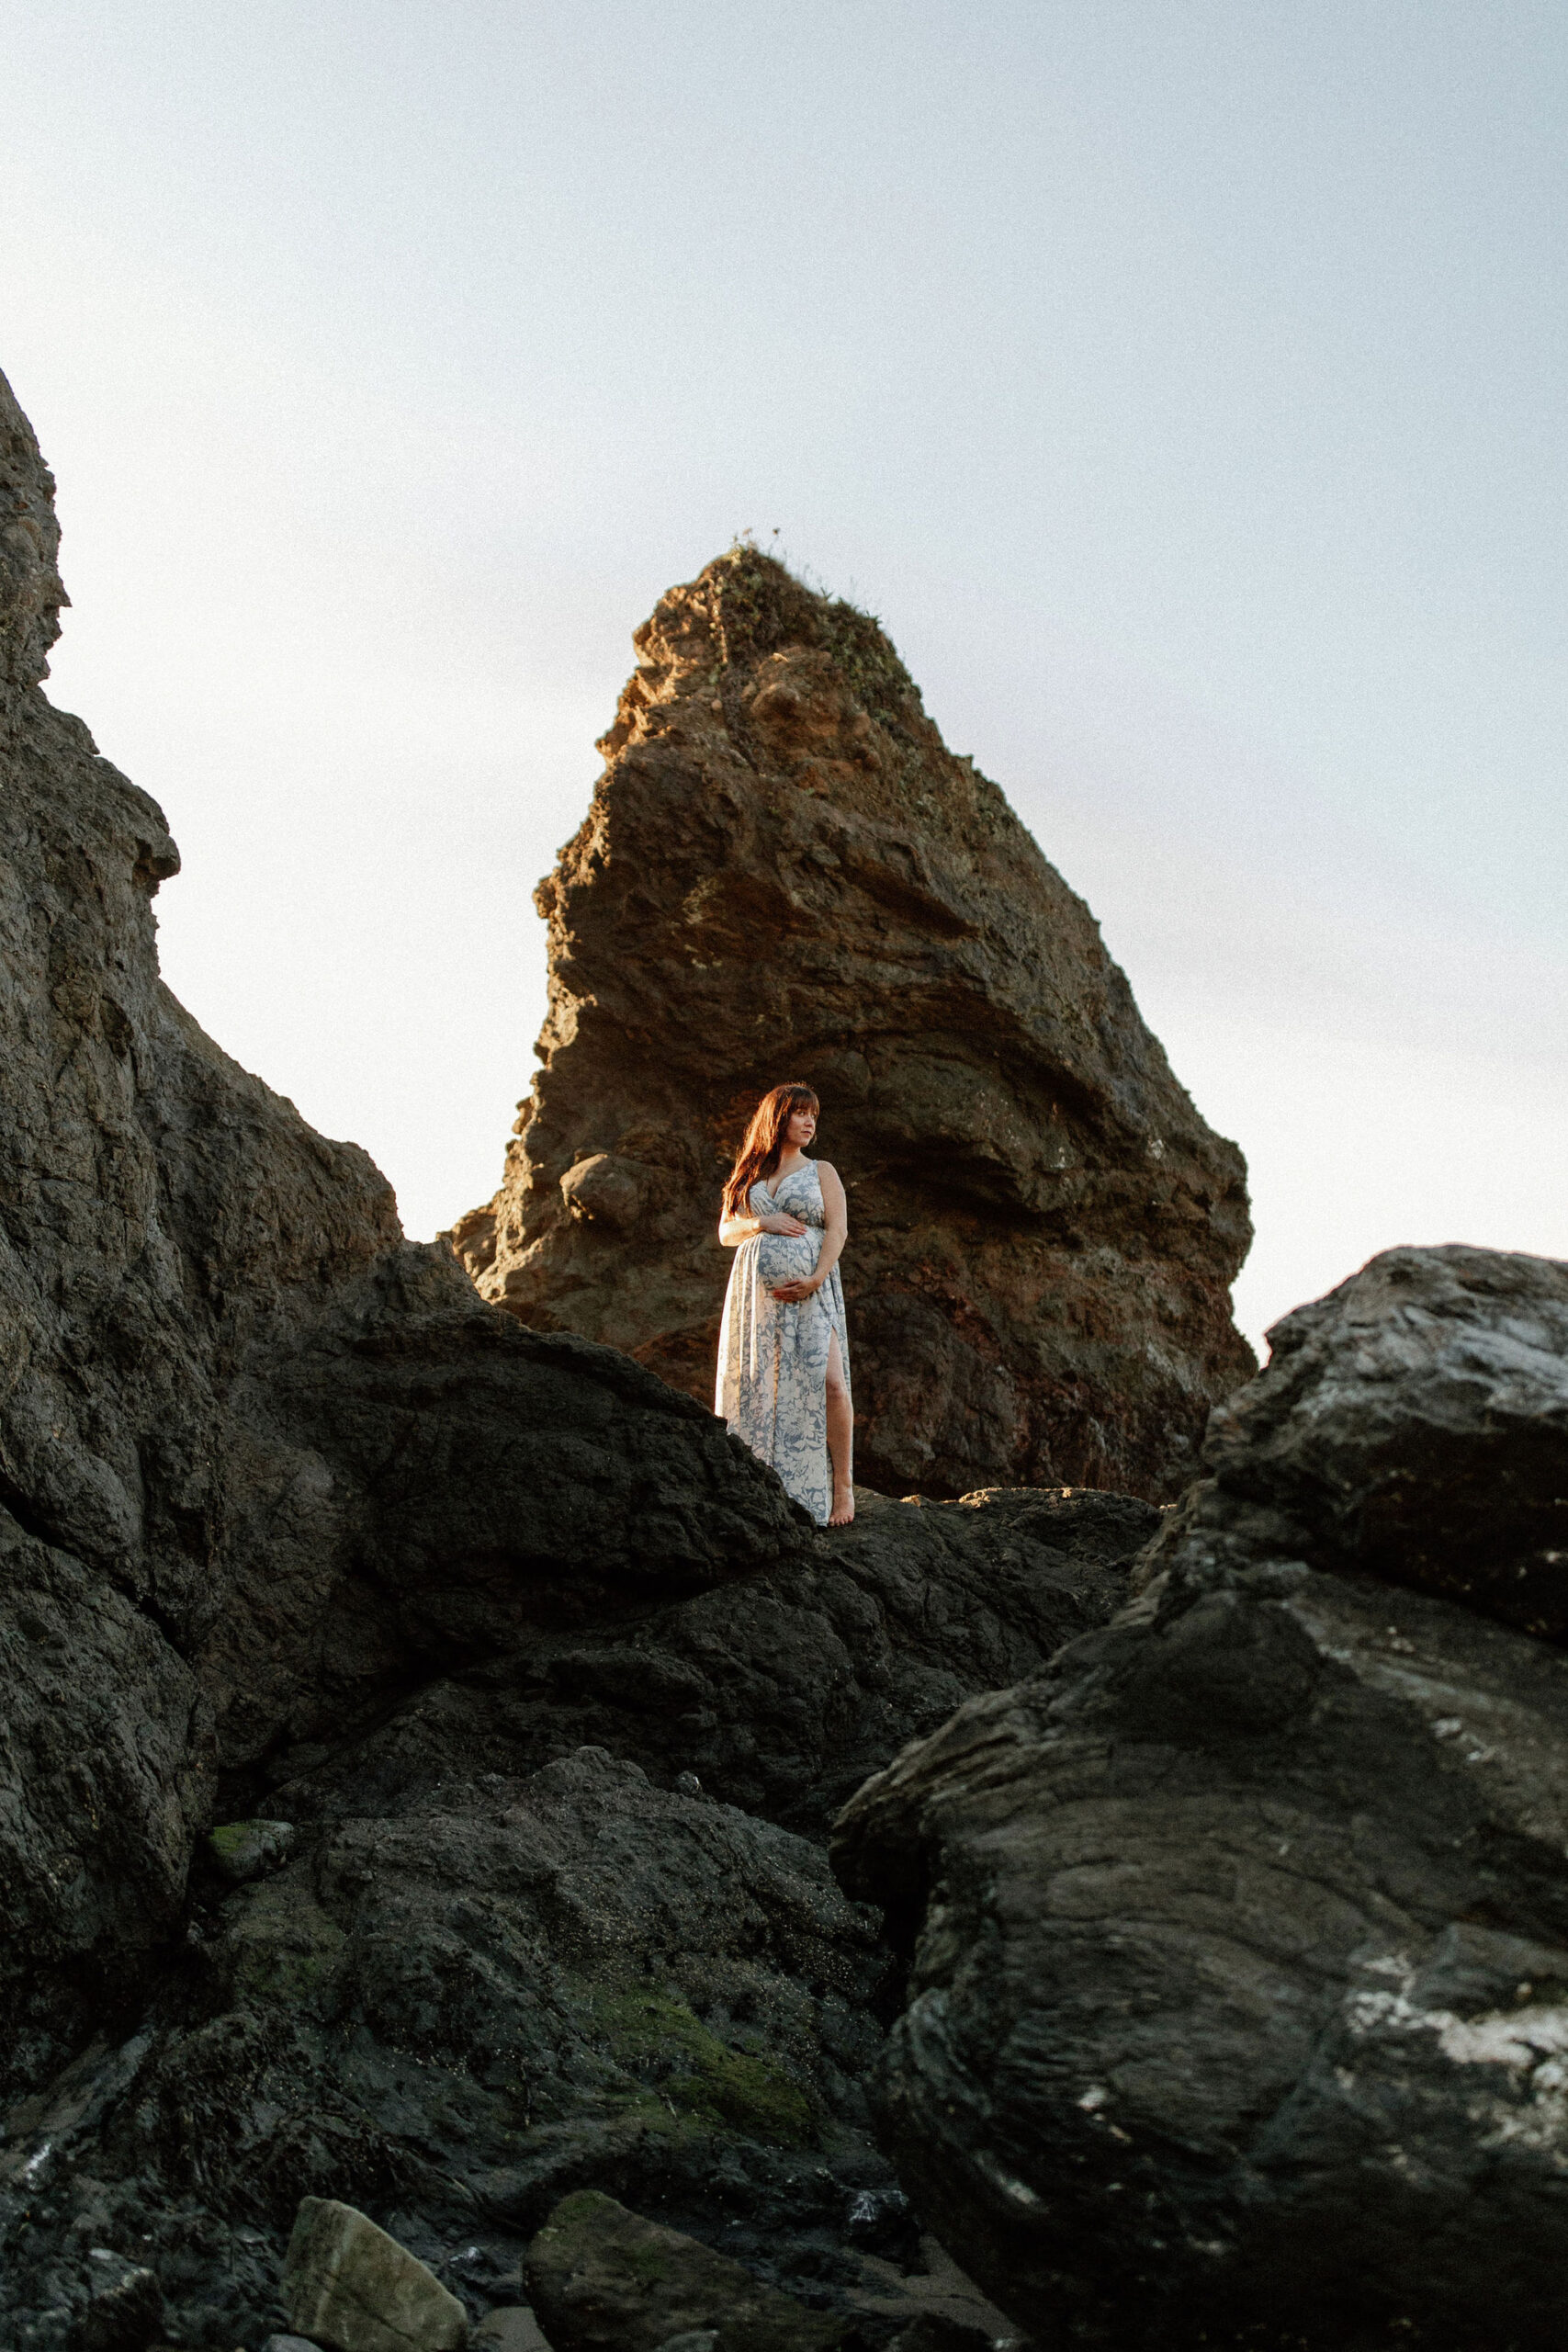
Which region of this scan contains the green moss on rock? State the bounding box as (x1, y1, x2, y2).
(576, 1983, 816, 2150)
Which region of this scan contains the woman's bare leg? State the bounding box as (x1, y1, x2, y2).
(826, 1330, 854, 1526)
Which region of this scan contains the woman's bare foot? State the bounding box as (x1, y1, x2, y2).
(829, 1484, 855, 1526)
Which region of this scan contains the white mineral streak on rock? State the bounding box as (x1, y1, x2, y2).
(1343, 1958, 1568, 2152)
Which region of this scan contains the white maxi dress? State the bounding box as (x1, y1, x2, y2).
(715, 1159, 851, 1525)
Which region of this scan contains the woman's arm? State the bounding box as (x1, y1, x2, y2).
(719, 1208, 807, 1248)
(771, 1164, 848, 1299)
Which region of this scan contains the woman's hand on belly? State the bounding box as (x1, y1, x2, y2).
(770, 1273, 822, 1302)
(757, 1230, 820, 1294)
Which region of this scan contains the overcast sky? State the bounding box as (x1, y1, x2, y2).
(3, 0, 1562, 1351)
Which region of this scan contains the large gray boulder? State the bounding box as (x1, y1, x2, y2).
(832, 1245, 1568, 2349)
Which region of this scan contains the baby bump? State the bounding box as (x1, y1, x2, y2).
(756, 1227, 821, 1291)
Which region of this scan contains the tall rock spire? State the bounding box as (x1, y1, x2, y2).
(0, 366, 68, 727)
(453, 545, 1255, 1497)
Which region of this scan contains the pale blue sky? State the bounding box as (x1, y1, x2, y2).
(2, 1, 1562, 1349)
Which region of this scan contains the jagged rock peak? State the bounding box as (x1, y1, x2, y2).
(0, 364, 67, 716)
(454, 544, 1255, 1500)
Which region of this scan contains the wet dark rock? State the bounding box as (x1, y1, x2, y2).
(832, 1249, 1568, 2350)
(525, 2191, 857, 2349)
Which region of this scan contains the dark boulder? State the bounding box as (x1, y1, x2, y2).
(832, 1245, 1568, 2349)
(252, 1485, 1159, 1839)
(1174, 1241, 1568, 1638)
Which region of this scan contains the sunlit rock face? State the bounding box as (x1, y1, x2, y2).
(453, 547, 1254, 1500)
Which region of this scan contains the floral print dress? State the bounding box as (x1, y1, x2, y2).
(715, 1159, 851, 1525)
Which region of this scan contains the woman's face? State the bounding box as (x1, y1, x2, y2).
(785, 1103, 818, 1151)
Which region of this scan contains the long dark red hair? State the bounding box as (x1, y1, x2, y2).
(722, 1083, 819, 1218)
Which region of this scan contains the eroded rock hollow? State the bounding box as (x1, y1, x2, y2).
(453, 548, 1255, 1500)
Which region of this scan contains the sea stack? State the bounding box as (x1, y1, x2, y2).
(453, 547, 1254, 1498)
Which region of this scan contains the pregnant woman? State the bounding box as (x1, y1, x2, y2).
(716, 1081, 853, 1526)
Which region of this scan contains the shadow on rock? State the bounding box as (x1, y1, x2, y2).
(833, 1242, 1568, 2350)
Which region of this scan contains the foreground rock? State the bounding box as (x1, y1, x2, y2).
(526, 2190, 852, 2348)
(4, 1465, 1144, 2350)
(2, 1743, 889, 2347)
(452, 545, 1253, 1500)
(0, 1456, 1127, 2347)
(284, 2198, 468, 2352)
(834, 1245, 1568, 2349)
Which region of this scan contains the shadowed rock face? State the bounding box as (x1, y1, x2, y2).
(451, 547, 1254, 1502)
(253, 1484, 1160, 1842)
(831, 1243, 1568, 2352)
(4, 361, 1105, 2352)
(2, 1482, 1146, 2350)
(0, 368, 807, 2098)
